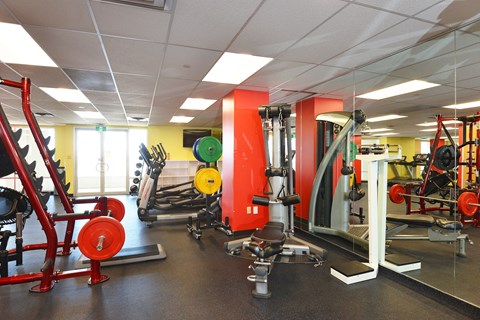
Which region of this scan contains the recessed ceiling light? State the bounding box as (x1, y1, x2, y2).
(356, 80, 440, 100)
(367, 114, 407, 122)
(40, 87, 91, 103)
(361, 128, 393, 133)
(74, 111, 105, 119)
(0, 22, 57, 67)
(180, 98, 216, 110)
(442, 100, 480, 109)
(170, 116, 194, 123)
(203, 52, 273, 85)
(416, 120, 462, 126)
(420, 127, 456, 132)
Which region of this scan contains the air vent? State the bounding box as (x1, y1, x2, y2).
(100, 0, 174, 11)
(34, 112, 54, 118)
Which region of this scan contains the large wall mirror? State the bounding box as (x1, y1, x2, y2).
(299, 19, 480, 307)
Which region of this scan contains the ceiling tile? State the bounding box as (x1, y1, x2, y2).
(354, 0, 441, 16)
(277, 4, 405, 64)
(169, 0, 262, 50)
(95, 104, 124, 113)
(83, 90, 122, 105)
(124, 104, 150, 112)
(26, 26, 109, 71)
(190, 82, 236, 100)
(2, 0, 95, 32)
(0, 2, 17, 23)
(102, 36, 165, 76)
(154, 78, 198, 100)
(243, 60, 316, 88)
(114, 73, 156, 95)
(229, 0, 347, 57)
(6, 65, 74, 89)
(415, 0, 480, 27)
(270, 91, 314, 105)
(120, 93, 152, 107)
(326, 19, 447, 68)
(160, 45, 222, 81)
(64, 68, 116, 92)
(280, 65, 348, 91)
(100, 112, 126, 120)
(91, 1, 171, 42)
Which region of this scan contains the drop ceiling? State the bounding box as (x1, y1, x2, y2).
(0, 0, 479, 138)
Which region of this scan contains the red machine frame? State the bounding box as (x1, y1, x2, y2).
(0, 77, 115, 291)
(395, 113, 480, 227)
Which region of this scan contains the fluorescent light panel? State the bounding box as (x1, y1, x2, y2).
(170, 116, 193, 123)
(357, 80, 440, 100)
(180, 98, 216, 110)
(420, 127, 456, 132)
(74, 111, 104, 119)
(362, 128, 393, 133)
(368, 114, 407, 122)
(203, 52, 273, 85)
(0, 22, 57, 67)
(40, 87, 91, 103)
(443, 100, 480, 109)
(374, 132, 399, 136)
(416, 120, 461, 126)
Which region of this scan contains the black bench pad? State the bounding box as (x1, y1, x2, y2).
(386, 214, 435, 227)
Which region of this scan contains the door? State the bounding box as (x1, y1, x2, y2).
(75, 128, 128, 195)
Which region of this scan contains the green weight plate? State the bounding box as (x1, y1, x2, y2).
(195, 136, 222, 163)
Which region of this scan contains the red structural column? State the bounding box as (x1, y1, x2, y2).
(222, 89, 269, 231)
(295, 97, 343, 220)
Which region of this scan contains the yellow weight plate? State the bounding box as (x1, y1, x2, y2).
(194, 168, 221, 194)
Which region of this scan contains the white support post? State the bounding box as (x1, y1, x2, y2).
(330, 146, 404, 284)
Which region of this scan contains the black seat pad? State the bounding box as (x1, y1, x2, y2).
(386, 214, 435, 227)
(251, 222, 286, 245)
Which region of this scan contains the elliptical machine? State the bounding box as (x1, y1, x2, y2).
(225, 104, 327, 298)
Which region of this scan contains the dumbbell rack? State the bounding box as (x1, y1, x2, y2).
(0, 77, 113, 292)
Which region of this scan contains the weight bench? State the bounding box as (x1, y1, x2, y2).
(386, 213, 471, 257)
(246, 222, 286, 299)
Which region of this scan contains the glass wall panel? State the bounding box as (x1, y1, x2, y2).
(300, 18, 480, 307)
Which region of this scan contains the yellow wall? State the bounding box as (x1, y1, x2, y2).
(147, 125, 222, 160)
(52, 125, 221, 193)
(384, 137, 417, 179)
(55, 125, 74, 193)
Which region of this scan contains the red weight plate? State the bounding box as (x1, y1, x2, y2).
(94, 198, 125, 222)
(458, 192, 479, 217)
(78, 216, 125, 261)
(389, 184, 406, 204)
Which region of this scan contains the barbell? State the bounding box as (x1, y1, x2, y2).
(389, 183, 479, 217)
(77, 216, 125, 261)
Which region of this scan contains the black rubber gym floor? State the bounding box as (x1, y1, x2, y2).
(0, 195, 478, 319)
